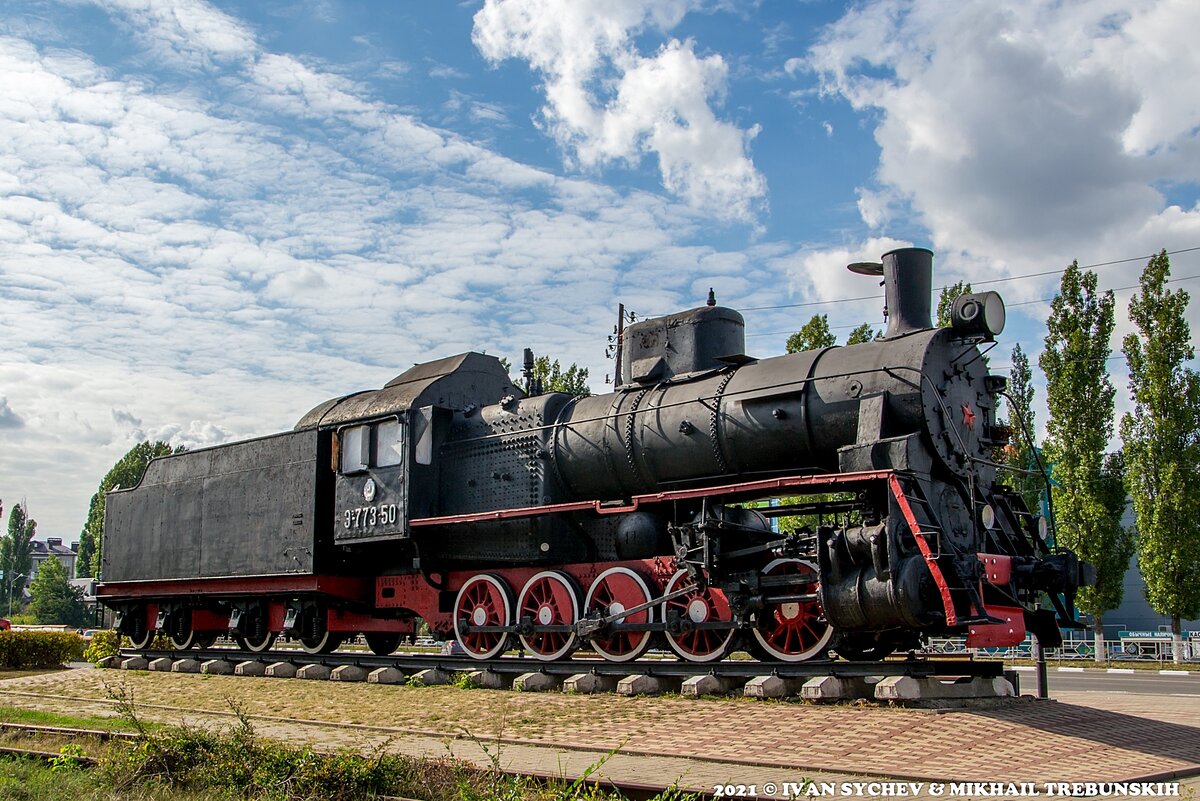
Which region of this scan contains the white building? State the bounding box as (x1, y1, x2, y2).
(28, 538, 79, 583)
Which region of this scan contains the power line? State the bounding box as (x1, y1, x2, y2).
(1007, 273, 1200, 308)
(969, 246, 1200, 288)
(732, 245, 1200, 314)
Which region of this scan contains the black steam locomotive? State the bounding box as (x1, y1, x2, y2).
(98, 248, 1090, 663)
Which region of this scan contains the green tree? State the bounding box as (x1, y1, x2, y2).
(29, 554, 87, 627)
(936, 281, 973, 327)
(533, 356, 591, 397)
(786, 314, 836, 353)
(81, 441, 181, 578)
(1, 502, 36, 615)
(1000, 343, 1045, 514)
(1121, 250, 1200, 663)
(1040, 261, 1132, 660)
(845, 323, 878, 345)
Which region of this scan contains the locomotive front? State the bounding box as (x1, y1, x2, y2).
(521, 247, 1088, 658)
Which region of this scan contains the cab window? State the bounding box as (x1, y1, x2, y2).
(375, 420, 404, 467)
(340, 425, 369, 473)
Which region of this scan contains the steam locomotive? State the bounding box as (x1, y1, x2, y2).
(98, 248, 1091, 663)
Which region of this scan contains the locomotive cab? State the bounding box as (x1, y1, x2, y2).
(295, 352, 519, 545)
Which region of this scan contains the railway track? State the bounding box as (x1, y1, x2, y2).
(0, 711, 709, 799)
(111, 647, 1015, 700)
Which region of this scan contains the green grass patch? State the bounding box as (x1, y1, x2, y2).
(0, 705, 142, 733)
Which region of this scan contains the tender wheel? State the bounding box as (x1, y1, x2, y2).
(661, 569, 735, 662)
(299, 630, 344, 654)
(751, 558, 833, 662)
(297, 606, 342, 654)
(516, 571, 580, 661)
(454, 574, 513, 660)
(235, 632, 277, 653)
(194, 633, 218, 649)
(233, 605, 275, 653)
(126, 609, 153, 650)
(583, 567, 655, 662)
(165, 609, 197, 650)
(364, 632, 402, 656)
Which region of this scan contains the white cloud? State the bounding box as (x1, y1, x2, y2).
(795, 0, 1200, 373)
(472, 0, 766, 221)
(97, 0, 257, 68)
(0, 397, 23, 429)
(0, 1, 785, 537)
(801, 0, 1200, 268)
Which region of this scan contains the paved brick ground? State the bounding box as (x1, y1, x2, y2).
(1, 668, 1197, 798)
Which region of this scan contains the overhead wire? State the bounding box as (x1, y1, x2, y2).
(730, 245, 1200, 314)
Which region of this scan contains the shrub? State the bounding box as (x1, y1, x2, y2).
(84, 630, 175, 663)
(0, 630, 86, 668)
(83, 629, 121, 663)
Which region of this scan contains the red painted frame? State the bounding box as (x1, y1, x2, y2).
(99, 469, 1014, 644)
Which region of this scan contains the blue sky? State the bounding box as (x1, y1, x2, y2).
(2, 0, 1198, 540)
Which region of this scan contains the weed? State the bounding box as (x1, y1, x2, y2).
(47, 745, 87, 773)
(453, 671, 482, 690)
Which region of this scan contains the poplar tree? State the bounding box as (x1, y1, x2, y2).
(1121, 250, 1200, 662)
(1, 503, 36, 613)
(936, 281, 973, 327)
(1001, 343, 1044, 514)
(1040, 262, 1133, 659)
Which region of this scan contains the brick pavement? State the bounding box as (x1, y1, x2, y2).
(1, 668, 1198, 796)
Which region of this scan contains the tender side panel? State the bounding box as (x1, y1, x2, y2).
(103, 430, 325, 582)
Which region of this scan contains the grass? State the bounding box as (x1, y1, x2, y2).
(0, 706, 143, 733)
(0, 668, 659, 739)
(0, 691, 701, 801)
(0, 669, 69, 682)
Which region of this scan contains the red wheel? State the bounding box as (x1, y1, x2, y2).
(583, 567, 654, 662)
(516, 571, 579, 661)
(661, 569, 734, 662)
(454, 574, 513, 660)
(752, 558, 833, 662)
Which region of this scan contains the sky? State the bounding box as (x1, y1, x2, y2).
(1, 0, 1198, 543)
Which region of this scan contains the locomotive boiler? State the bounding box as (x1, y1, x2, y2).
(98, 248, 1091, 663)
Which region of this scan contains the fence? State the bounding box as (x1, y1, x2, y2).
(923, 636, 1199, 662)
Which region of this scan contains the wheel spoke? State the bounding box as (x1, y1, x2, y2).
(517, 571, 579, 661)
(662, 570, 734, 662)
(584, 567, 654, 662)
(454, 574, 513, 660)
(751, 558, 833, 662)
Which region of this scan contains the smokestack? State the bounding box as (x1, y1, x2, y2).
(881, 247, 932, 338)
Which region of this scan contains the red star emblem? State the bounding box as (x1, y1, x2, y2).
(962, 404, 976, 430)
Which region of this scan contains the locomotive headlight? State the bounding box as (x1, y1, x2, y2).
(980, 504, 996, 529)
(950, 291, 1006, 339)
